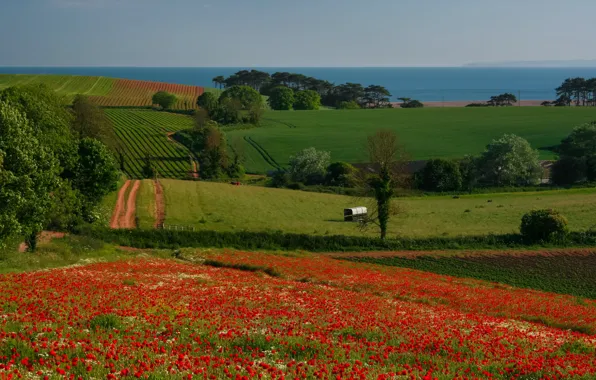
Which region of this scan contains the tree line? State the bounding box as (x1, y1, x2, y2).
(552, 77, 596, 106)
(212, 70, 394, 109)
(0, 85, 120, 251)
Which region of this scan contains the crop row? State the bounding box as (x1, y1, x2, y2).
(105, 109, 193, 178)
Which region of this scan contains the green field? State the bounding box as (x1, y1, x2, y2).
(228, 107, 596, 173)
(148, 179, 596, 237)
(105, 109, 194, 179)
(0, 74, 115, 101)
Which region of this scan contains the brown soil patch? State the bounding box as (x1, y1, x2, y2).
(122, 180, 141, 229)
(191, 160, 199, 179)
(110, 180, 131, 229)
(154, 179, 166, 228)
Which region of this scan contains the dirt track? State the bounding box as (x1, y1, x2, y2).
(154, 179, 166, 228)
(110, 180, 140, 229)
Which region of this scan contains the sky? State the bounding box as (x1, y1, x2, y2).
(1, 0, 596, 67)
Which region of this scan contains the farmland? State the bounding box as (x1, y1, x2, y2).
(229, 107, 596, 173)
(147, 179, 596, 237)
(1, 240, 595, 379)
(105, 109, 194, 179)
(0, 74, 208, 110)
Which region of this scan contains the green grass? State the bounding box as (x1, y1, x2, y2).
(0, 74, 115, 101)
(157, 179, 596, 238)
(105, 109, 194, 179)
(228, 107, 596, 173)
(342, 250, 596, 299)
(136, 180, 156, 228)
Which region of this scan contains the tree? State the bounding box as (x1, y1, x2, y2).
(488, 93, 517, 107)
(268, 87, 295, 110)
(212, 76, 226, 89)
(152, 91, 177, 110)
(362, 85, 392, 108)
(219, 85, 263, 110)
(360, 130, 409, 240)
(551, 156, 587, 185)
(73, 138, 120, 211)
(196, 92, 219, 114)
(558, 122, 596, 157)
(71, 95, 116, 148)
(400, 99, 424, 108)
(418, 159, 462, 192)
(0, 101, 60, 248)
(294, 90, 321, 110)
(288, 147, 331, 184)
(476, 134, 542, 186)
(326, 162, 357, 187)
(210, 98, 242, 125)
(459, 155, 479, 192)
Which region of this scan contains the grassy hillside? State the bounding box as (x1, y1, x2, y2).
(106, 109, 194, 179)
(229, 107, 596, 173)
(0, 74, 211, 110)
(150, 179, 596, 237)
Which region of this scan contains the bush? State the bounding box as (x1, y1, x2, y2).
(268, 87, 295, 110)
(196, 92, 219, 114)
(326, 161, 357, 187)
(418, 159, 462, 191)
(551, 156, 586, 185)
(288, 147, 330, 183)
(219, 86, 262, 110)
(520, 209, 568, 243)
(270, 170, 290, 188)
(294, 90, 321, 110)
(465, 103, 489, 107)
(152, 91, 177, 110)
(400, 99, 424, 108)
(337, 101, 361, 110)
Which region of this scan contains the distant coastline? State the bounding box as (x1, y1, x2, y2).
(464, 60, 596, 68)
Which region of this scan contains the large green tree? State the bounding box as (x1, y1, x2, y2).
(268, 87, 295, 110)
(71, 95, 116, 148)
(219, 86, 263, 110)
(419, 159, 462, 192)
(288, 147, 330, 184)
(196, 92, 219, 114)
(0, 101, 60, 247)
(152, 91, 177, 110)
(477, 134, 542, 186)
(294, 90, 321, 110)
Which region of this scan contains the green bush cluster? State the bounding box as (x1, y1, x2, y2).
(520, 209, 568, 243)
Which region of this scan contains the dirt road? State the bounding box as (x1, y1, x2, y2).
(110, 180, 140, 229)
(154, 179, 166, 228)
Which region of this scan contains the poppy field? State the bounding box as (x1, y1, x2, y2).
(1, 249, 595, 379)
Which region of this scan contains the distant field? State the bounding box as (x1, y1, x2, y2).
(229, 107, 596, 173)
(0, 74, 210, 110)
(151, 179, 596, 237)
(105, 109, 194, 179)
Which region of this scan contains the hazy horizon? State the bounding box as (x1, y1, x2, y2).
(2, 0, 596, 67)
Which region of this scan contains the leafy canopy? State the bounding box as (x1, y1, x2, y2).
(152, 91, 177, 110)
(288, 147, 330, 183)
(268, 87, 295, 111)
(294, 90, 321, 110)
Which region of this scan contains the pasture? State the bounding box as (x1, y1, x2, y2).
(0, 74, 208, 109)
(105, 109, 194, 179)
(147, 179, 596, 237)
(229, 107, 596, 173)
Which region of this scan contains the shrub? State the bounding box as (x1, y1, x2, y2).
(270, 170, 290, 188)
(337, 101, 361, 110)
(288, 147, 330, 183)
(219, 86, 262, 110)
(152, 91, 177, 110)
(326, 161, 357, 187)
(268, 87, 295, 110)
(551, 156, 586, 185)
(520, 209, 568, 242)
(465, 103, 489, 107)
(418, 159, 462, 191)
(196, 92, 219, 114)
(294, 90, 321, 110)
(400, 99, 424, 108)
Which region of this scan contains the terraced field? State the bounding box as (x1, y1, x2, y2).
(105, 109, 194, 179)
(0, 74, 207, 110)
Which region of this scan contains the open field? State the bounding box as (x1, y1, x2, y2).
(105, 109, 194, 179)
(151, 179, 596, 237)
(337, 248, 596, 299)
(229, 107, 596, 173)
(0, 74, 208, 109)
(1, 240, 595, 379)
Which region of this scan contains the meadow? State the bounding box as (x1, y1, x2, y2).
(149, 179, 596, 237)
(230, 107, 596, 173)
(1, 239, 595, 379)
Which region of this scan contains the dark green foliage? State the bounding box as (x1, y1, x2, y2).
(418, 159, 462, 191)
(270, 170, 290, 188)
(520, 209, 568, 243)
(80, 226, 596, 254)
(46, 180, 84, 232)
(176, 125, 229, 180)
(294, 90, 321, 110)
(89, 314, 121, 330)
(203, 260, 281, 277)
(73, 138, 120, 206)
(71, 95, 116, 149)
(268, 87, 295, 110)
(466, 103, 490, 107)
(362, 85, 392, 108)
(210, 98, 242, 125)
(488, 93, 517, 106)
(399, 99, 424, 108)
(152, 91, 177, 110)
(551, 156, 586, 185)
(326, 162, 357, 187)
(558, 122, 596, 157)
(196, 92, 219, 114)
(219, 86, 263, 110)
(343, 253, 596, 300)
(141, 158, 156, 179)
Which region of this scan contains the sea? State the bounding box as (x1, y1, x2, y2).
(2, 66, 596, 102)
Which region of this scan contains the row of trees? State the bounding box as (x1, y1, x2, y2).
(555, 77, 596, 106)
(196, 86, 263, 126)
(268, 87, 321, 110)
(0, 85, 120, 250)
(213, 70, 393, 109)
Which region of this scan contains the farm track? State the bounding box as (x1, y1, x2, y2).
(154, 180, 166, 228)
(123, 180, 141, 229)
(243, 136, 282, 171)
(110, 180, 131, 229)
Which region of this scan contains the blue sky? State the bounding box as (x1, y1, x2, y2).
(1, 0, 595, 67)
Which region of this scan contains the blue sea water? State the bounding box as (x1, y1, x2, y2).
(2, 66, 596, 102)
